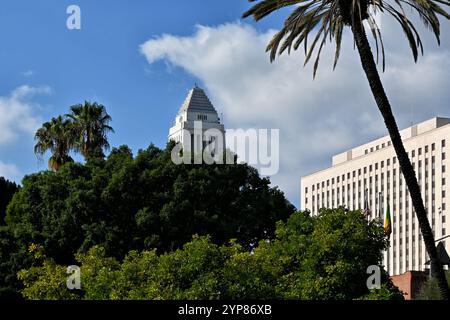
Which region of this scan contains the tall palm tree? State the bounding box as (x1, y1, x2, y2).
(34, 116, 75, 171)
(243, 0, 450, 299)
(66, 102, 114, 160)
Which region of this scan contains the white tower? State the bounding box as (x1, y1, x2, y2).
(168, 85, 225, 155)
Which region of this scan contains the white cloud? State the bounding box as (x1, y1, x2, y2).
(140, 20, 450, 207)
(0, 85, 51, 146)
(0, 161, 20, 181)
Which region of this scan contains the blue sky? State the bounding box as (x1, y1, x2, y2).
(0, 1, 265, 175)
(1, 1, 450, 208)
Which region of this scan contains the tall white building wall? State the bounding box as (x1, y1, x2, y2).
(300, 117, 450, 276)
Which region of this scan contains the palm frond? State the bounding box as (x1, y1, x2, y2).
(243, 0, 450, 76)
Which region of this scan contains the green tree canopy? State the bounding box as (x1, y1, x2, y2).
(2, 142, 294, 294)
(18, 208, 403, 300)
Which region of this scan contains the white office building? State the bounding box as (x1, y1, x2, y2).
(301, 117, 450, 276)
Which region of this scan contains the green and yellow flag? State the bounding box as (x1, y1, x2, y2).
(384, 202, 392, 237)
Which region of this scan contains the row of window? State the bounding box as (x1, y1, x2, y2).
(363, 139, 446, 157)
(389, 237, 447, 275)
(307, 173, 447, 212)
(364, 141, 392, 155)
(306, 172, 446, 211)
(305, 140, 447, 195)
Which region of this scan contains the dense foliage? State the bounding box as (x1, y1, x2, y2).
(1, 142, 294, 295)
(18, 208, 403, 300)
(0, 177, 18, 224)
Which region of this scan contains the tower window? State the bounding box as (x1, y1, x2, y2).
(197, 114, 208, 121)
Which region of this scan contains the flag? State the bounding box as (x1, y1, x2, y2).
(384, 202, 392, 237)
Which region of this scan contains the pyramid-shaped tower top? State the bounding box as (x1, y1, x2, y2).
(178, 85, 217, 114)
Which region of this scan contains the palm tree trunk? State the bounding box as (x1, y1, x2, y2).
(351, 20, 450, 300)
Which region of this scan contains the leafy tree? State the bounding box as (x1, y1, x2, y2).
(18, 208, 403, 300)
(417, 271, 450, 300)
(17, 244, 81, 300)
(0, 177, 19, 224)
(3, 143, 294, 293)
(357, 284, 405, 300)
(34, 116, 76, 171)
(243, 0, 450, 299)
(0, 226, 33, 297)
(66, 102, 114, 159)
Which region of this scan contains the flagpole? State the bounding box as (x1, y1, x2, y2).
(367, 188, 370, 219)
(379, 192, 387, 271)
(364, 189, 367, 220)
(378, 192, 382, 220)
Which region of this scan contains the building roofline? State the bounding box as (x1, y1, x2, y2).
(301, 116, 450, 180)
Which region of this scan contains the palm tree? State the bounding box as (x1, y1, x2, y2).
(34, 116, 75, 171)
(243, 0, 450, 299)
(66, 102, 114, 160)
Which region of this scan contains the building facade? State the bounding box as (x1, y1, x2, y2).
(301, 117, 450, 276)
(168, 85, 225, 155)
